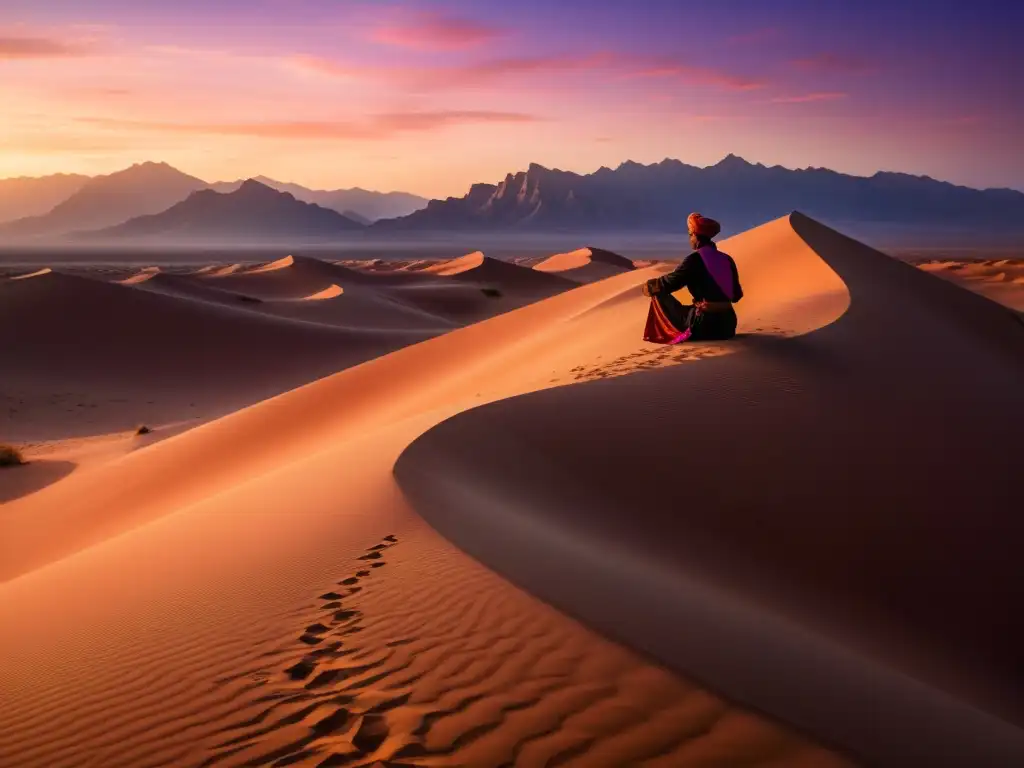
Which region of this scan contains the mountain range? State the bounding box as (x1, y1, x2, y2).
(0, 173, 90, 222)
(377, 155, 1024, 237)
(88, 179, 364, 240)
(1, 156, 1022, 245)
(0, 163, 429, 236)
(209, 177, 426, 222)
(0, 163, 208, 237)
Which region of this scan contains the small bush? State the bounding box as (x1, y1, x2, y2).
(136, 425, 152, 436)
(480, 287, 503, 298)
(0, 444, 25, 467)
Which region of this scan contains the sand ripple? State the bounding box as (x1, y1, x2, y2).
(197, 528, 851, 768)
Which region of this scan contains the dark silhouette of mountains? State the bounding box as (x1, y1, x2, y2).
(0, 165, 426, 241)
(373, 155, 1024, 236)
(0, 173, 90, 224)
(88, 180, 366, 240)
(210, 176, 427, 221)
(0, 162, 208, 237)
(3, 156, 1021, 244)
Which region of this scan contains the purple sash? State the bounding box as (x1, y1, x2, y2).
(698, 244, 737, 301)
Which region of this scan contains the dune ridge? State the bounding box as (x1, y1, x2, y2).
(4, 213, 1018, 767)
(533, 246, 636, 283)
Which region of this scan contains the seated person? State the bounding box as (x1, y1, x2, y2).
(642, 212, 743, 343)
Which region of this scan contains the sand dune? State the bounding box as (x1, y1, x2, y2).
(422, 250, 573, 295)
(533, 246, 636, 283)
(0, 268, 429, 443)
(397, 214, 1024, 765)
(119, 266, 267, 306)
(915, 257, 1024, 311)
(1, 214, 1019, 767)
(339, 251, 579, 323)
(189, 253, 456, 330)
(203, 254, 365, 299)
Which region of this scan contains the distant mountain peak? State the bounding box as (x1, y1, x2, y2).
(714, 153, 755, 169)
(124, 161, 178, 174)
(85, 175, 365, 240)
(237, 178, 277, 193)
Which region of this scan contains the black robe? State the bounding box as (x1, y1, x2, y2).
(646, 247, 743, 341)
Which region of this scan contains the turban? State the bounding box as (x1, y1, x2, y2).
(687, 212, 721, 238)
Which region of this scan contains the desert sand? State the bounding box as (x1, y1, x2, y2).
(532, 247, 637, 283)
(1, 214, 1021, 767)
(914, 257, 1024, 312)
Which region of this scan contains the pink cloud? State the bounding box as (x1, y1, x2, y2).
(0, 35, 86, 59)
(370, 11, 504, 50)
(771, 91, 847, 104)
(77, 111, 539, 140)
(292, 51, 765, 92)
(791, 53, 876, 74)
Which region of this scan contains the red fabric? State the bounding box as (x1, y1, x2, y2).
(643, 297, 683, 344)
(687, 212, 721, 238)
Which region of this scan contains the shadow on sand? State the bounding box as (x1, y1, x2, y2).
(0, 460, 76, 504)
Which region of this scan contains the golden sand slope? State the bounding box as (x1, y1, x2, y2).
(915, 257, 1024, 311)
(0, 215, 860, 768)
(533, 247, 636, 283)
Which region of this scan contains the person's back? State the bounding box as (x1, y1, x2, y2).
(642, 212, 743, 343)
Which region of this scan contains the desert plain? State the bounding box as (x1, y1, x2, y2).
(2, 214, 1023, 768)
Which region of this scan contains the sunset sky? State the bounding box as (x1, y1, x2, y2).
(2, 0, 1021, 197)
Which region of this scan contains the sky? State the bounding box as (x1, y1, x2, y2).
(1, 0, 1022, 197)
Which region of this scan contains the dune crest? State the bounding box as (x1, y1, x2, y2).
(117, 266, 161, 285)
(301, 283, 344, 300)
(244, 253, 295, 274)
(7, 267, 52, 280)
(423, 250, 486, 276)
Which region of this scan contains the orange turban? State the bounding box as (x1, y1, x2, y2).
(687, 212, 721, 238)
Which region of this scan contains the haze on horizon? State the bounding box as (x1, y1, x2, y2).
(1, 0, 1021, 197)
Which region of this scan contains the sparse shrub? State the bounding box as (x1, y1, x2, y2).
(136, 425, 152, 436)
(0, 444, 25, 467)
(481, 287, 503, 298)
